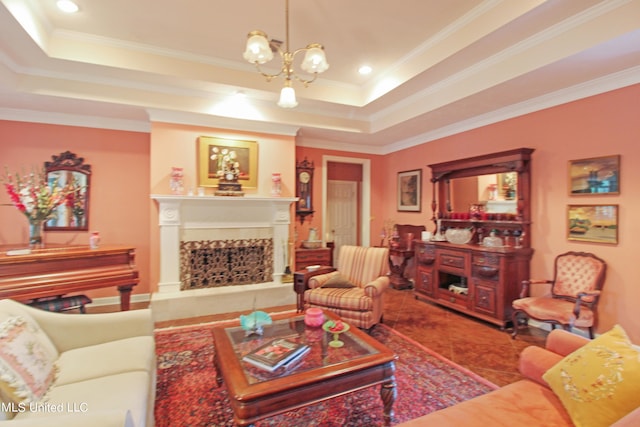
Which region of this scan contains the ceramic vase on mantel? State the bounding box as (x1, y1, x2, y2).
(29, 219, 44, 247)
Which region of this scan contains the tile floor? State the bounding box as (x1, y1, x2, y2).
(382, 288, 548, 387)
(93, 287, 549, 387)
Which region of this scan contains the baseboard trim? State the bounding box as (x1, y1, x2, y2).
(86, 293, 151, 307)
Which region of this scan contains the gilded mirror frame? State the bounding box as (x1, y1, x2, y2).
(44, 151, 91, 231)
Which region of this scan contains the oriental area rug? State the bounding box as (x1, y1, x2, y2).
(154, 322, 498, 427)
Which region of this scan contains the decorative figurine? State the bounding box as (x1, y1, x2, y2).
(240, 310, 272, 337)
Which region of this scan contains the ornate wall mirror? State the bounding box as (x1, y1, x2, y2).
(430, 148, 534, 224)
(44, 151, 91, 231)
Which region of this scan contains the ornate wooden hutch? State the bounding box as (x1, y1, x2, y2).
(414, 148, 534, 328)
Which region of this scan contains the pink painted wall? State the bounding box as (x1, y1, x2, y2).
(381, 84, 640, 342)
(0, 120, 151, 298)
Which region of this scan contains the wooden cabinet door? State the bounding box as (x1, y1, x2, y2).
(415, 266, 435, 297)
(473, 279, 497, 316)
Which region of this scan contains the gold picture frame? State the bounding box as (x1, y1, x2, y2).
(567, 204, 618, 244)
(198, 136, 258, 188)
(569, 155, 620, 195)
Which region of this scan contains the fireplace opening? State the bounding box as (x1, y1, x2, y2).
(180, 239, 274, 290)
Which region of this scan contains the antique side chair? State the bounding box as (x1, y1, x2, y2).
(512, 251, 607, 339)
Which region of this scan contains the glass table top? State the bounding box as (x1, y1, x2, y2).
(224, 315, 379, 384)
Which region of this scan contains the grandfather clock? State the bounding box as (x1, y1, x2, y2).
(296, 158, 314, 224)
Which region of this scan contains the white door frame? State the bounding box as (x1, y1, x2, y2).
(322, 155, 371, 247)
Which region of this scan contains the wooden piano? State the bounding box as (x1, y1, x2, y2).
(0, 245, 139, 311)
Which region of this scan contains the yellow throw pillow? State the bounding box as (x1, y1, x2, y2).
(0, 316, 58, 404)
(543, 325, 640, 427)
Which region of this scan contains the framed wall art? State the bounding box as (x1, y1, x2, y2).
(568, 155, 619, 195)
(198, 136, 258, 188)
(397, 169, 421, 212)
(567, 204, 618, 244)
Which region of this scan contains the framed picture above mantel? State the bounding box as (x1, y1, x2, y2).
(198, 136, 258, 189)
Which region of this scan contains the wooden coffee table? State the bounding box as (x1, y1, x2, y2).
(212, 311, 398, 426)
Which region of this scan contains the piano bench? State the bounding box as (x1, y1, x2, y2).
(28, 295, 92, 313)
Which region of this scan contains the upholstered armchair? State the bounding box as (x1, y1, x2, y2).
(303, 245, 390, 330)
(512, 251, 607, 339)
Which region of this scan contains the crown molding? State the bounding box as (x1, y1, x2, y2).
(382, 66, 640, 155)
(0, 107, 150, 132)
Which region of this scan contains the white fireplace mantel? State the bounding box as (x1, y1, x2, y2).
(151, 194, 297, 293)
(150, 194, 298, 321)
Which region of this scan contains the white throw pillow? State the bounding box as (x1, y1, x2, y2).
(0, 316, 58, 404)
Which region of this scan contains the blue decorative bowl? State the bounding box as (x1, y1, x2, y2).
(240, 311, 272, 335)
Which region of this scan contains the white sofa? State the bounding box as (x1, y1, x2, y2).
(0, 299, 155, 427)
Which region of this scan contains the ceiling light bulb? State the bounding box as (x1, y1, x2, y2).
(243, 31, 273, 64)
(57, 0, 79, 13)
(301, 44, 329, 74)
(358, 65, 372, 75)
(278, 85, 298, 108)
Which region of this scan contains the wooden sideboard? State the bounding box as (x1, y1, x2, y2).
(414, 240, 532, 328)
(0, 245, 139, 310)
(418, 148, 535, 328)
(295, 247, 333, 270)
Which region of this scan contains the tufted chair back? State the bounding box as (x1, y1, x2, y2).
(552, 252, 607, 303)
(512, 251, 607, 339)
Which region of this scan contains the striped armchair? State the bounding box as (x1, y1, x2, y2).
(304, 245, 390, 330)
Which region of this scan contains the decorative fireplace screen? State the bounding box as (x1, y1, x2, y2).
(180, 239, 274, 290)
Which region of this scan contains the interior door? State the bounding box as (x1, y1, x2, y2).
(327, 180, 358, 261)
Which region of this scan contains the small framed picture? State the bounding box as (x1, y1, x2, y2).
(567, 204, 618, 244)
(569, 155, 620, 195)
(397, 169, 421, 212)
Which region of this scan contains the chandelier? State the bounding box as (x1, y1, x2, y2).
(242, 0, 329, 108)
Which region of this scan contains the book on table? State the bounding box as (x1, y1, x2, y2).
(242, 338, 310, 373)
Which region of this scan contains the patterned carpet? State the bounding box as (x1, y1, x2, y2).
(154, 323, 498, 427)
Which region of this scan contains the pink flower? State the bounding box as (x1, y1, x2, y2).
(2, 167, 79, 223)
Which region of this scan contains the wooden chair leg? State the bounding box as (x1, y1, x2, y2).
(511, 310, 523, 339)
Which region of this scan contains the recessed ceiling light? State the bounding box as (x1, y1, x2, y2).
(358, 65, 372, 75)
(57, 0, 79, 13)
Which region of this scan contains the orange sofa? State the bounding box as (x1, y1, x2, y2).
(397, 329, 640, 426)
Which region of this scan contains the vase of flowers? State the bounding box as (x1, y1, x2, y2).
(2, 167, 78, 246)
